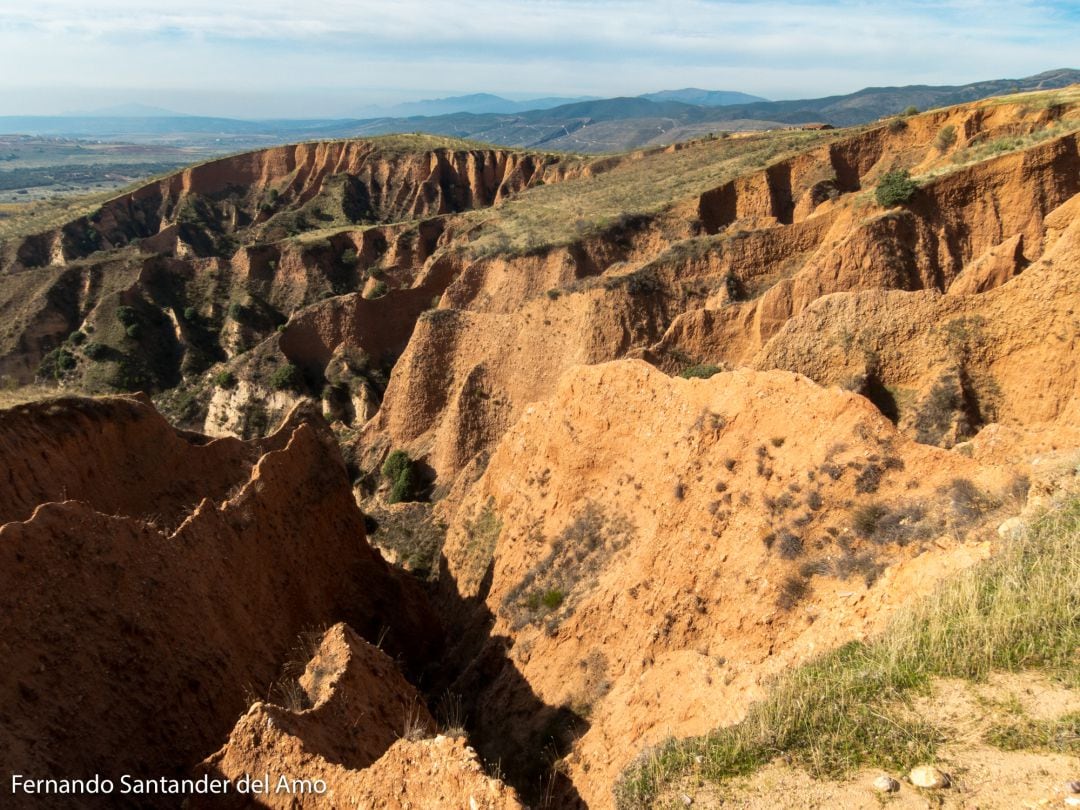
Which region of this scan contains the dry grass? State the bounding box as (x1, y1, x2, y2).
(461, 128, 840, 257)
(0, 382, 90, 411)
(615, 495, 1080, 808)
(980, 85, 1080, 110)
(0, 194, 112, 241)
(0, 132, 530, 244)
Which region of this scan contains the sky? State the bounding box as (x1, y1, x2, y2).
(0, 0, 1077, 118)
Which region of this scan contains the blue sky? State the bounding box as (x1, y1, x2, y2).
(0, 0, 1077, 117)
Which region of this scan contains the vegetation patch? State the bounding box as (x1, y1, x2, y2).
(985, 712, 1080, 754)
(268, 363, 304, 392)
(458, 499, 503, 591)
(615, 496, 1080, 808)
(37, 346, 76, 380)
(679, 364, 722, 380)
(381, 449, 420, 504)
(874, 169, 918, 207)
(212, 369, 237, 389)
(365, 502, 447, 581)
(502, 502, 634, 631)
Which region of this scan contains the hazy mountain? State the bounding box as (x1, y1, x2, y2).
(351, 93, 598, 119)
(3, 69, 1075, 153)
(640, 88, 768, 106)
(705, 68, 1080, 126)
(60, 103, 190, 118)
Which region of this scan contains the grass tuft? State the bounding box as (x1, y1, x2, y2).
(615, 496, 1080, 808)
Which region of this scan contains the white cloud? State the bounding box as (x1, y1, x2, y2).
(0, 1, 1075, 115)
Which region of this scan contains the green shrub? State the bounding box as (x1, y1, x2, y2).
(268, 363, 303, 391)
(679, 364, 722, 380)
(125, 324, 142, 340)
(212, 370, 237, 389)
(366, 280, 389, 300)
(935, 124, 958, 151)
(886, 117, 908, 134)
(382, 450, 419, 504)
(83, 342, 109, 361)
(874, 169, 918, 207)
(38, 347, 77, 379)
(902, 105, 919, 116)
(541, 588, 565, 610)
(381, 450, 411, 482)
(67, 330, 86, 346)
(341, 247, 358, 266)
(115, 305, 139, 326)
(183, 306, 197, 321)
(388, 465, 417, 504)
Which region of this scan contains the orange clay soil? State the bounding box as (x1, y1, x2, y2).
(0, 398, 438, 807)
(0, 88, 1078, 809)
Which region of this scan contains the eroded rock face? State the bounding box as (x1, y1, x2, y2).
(360, 116, 1080, 488)
(2, 143, 569, 272)
(0, 142, 581, 390)
(2, 92, 1078, 810)
(755, 188, 1080, 458)
(0, 397, 439, 805)
(433, 361, 1015, 807)
(194, 623, 523, 810)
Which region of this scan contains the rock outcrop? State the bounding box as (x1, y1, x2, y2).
(433, 360, 1015, 807)
(194, 623, 522, 810)
(0, 397, 438, 806)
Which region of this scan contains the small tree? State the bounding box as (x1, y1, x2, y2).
(83, 342, 109, 361)
(388, 465, 417, 504)
(875, 170, 918, 207)
(381, 450, 411, 482)
(382, 450, 418, 504)
(116, 305, 139, 326)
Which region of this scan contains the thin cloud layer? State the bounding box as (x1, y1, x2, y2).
(1, 0, 1076, 116)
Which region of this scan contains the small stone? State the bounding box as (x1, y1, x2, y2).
(469, 797, 479, 810)
(1068, 781, 1080, 794)
(1065, 797, 1080, 807)
(873, 775, 900, 793)
(998, 516, 1025, 539)
(909, 765, 950, 789)
(679, 794, 693, 806)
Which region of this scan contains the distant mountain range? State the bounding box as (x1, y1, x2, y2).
(60, 103, 193, 118)
(350, 93, 602, 118)
(640, 88, 768, 106)
(2, 69, 1076, 154)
